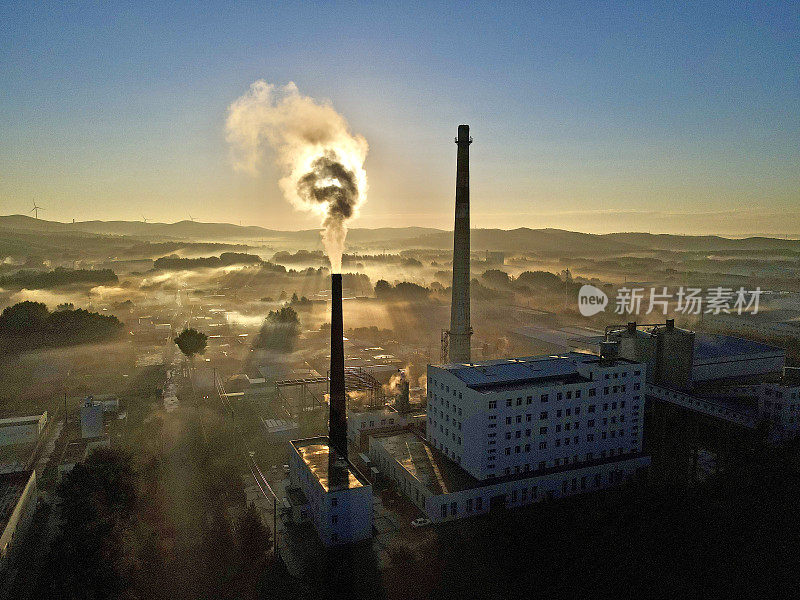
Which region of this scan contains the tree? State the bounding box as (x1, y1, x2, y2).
(238, 502, 271, 559)
(174, 327, 208, 362)
(253, 307, 300, 352)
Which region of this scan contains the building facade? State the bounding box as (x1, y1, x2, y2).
(426, 352, 645, 481)
(287, 437, 373, 546)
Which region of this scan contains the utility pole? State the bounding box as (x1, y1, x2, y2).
(64, 392, 67, 427)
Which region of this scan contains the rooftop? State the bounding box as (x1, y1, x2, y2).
(434, 352, 633, 393)
(693, 333, 785, 362)
(0, 413, 45, 427)
(291, 436, 368, 492)
(372, 432, 477, 494)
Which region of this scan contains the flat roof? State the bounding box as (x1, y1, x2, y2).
(433, 352, 633, 392)
(0, 414, 44, 426)
(291, 437, 367, 492)
(1, 471, 33, 530)
(375, 432, 650, 497)
(693, 333, 785, 362)
(372, 432, 478, 494)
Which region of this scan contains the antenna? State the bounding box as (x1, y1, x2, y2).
(30, 200, 44, 220)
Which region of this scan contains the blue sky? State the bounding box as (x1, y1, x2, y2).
(1, 1, 798, 234)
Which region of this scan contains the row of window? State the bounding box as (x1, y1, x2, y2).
(485, 446, 638, 473)
(489, 387, 640, 410)
(440, 466, 636, 517)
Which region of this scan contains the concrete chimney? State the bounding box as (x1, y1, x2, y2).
(448, 124, 472, 363)
(329, 273, 347, 459)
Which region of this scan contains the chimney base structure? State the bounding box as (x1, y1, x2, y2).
(448, 124, 472, 364)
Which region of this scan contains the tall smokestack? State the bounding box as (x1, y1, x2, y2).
(329, 273, 347, 459)
(449, 124, 472, 363)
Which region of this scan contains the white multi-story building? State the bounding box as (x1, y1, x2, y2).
(426, 352, 645, 481)
(287, 436, 373, 546)
(366, 352, 650, 523)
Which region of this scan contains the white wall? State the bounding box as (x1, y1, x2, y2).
(426, 359, 645, 481)
(288, 440, 373, 546)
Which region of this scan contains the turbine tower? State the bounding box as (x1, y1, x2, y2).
(30, 201, 44, 220)
(448, 125, 473, 364)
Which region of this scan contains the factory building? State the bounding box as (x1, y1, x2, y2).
(370, 431, 648, 523)
(367, 350, 650, 522)
(287, 437, 373, 545)
(286, 274, 374, 546)
(608, 320, 785, 390)
(426, 352, 646, 481)
(0, 413, 47, 447)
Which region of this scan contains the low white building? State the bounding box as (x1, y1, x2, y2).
(0, 413, 47, 447)
(370, 431, 649, 523)
(287, 437, 373, 546)
(347, 407, 407, 448)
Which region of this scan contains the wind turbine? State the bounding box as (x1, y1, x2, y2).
(141, 215, 149, 223)
(30, 201, 44, 220)
(188, 213, 195, 222)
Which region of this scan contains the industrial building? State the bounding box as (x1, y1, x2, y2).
(0, 413, 47, 447)
(286, 273, 374, 546)
(427, 352, 646, 480)
(370, 430, 648, 522)
(287, 436, 373, 545)
(608, 319, 785, 390)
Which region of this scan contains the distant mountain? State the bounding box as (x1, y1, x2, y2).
(602, 232, 800, 252)
(2, 215, 799, 256)
(406, 228, 641, 255)
(0, 215, 441, 243)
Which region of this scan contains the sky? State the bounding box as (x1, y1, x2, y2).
(1, 1, 798, 236)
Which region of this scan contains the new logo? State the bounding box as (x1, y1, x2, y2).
(578, 285, 608, 316)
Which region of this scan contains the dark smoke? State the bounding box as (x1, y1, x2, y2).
(296, 151, 358, 227)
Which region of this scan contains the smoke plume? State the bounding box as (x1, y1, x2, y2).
(225, 81, 368, 272)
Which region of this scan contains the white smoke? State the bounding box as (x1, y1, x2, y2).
(225, 81, 368, 272)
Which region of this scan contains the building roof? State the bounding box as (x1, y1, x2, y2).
(434, 352, 631, 393)
(372, 432, 478, 494)
(693, 333, 785, 362)
(291, 437, 368, 492)
(0, 414, 44, 427)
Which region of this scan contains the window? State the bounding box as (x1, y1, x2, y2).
(506, 417, 512, 425)
(557, 392, 563, 401)
(331, 498, 338, 507)
(556, 410, 562, 418)
(589, 388, 596, 397)
(466, 498, 473, 512)
(588, 405, 596, 413)
(505, 447, 511, 455)
(525, 444, 531, 452)
(476, 497, 483, 510)
(526, 396, 533, 404)
(516, 415, 522, 424)
(575, 406, 581, 415)
(526, 414, 532, 422)
(506, 399, 512, 407)
(540, 426, 547, 434)
(516, 397, 522, 406)
(588, 419, 595, 428)
(540, 411, 548, 419)
(539, 442, 547, 450)
(576, 390, 581, 399)
(604, 387, 609, 395)
(489, 400, 497, 409)
(441, 504, 447, 518)
(331, 515, 338, 524)
(541, 394, 549, 402)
